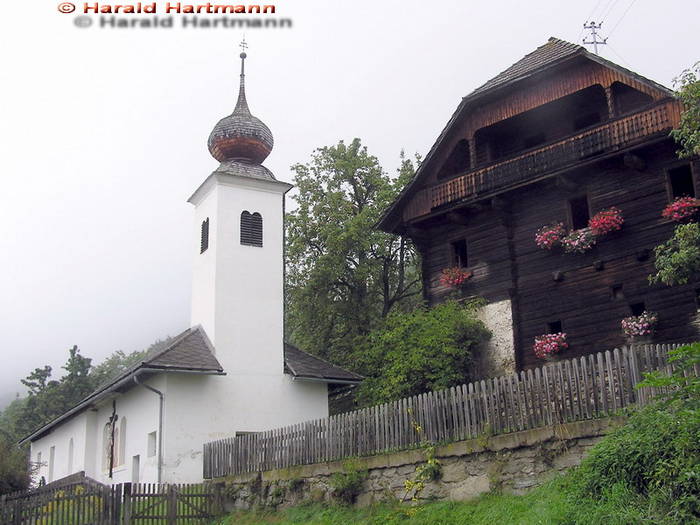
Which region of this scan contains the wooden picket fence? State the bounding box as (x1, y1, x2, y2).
(0, 480, 223, 524)
(204, 343, 698, 478)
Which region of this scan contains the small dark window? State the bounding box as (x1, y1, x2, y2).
(573, 112, 601, 131)
(547, 320, 563, 334)
(611, 284, 624, 300)
(200, 218, 209, 254)
(451, 239, 468, 268)
(523, 132, 546, 149)
(240, 211, 263, 247)
(669, 164, 695, 198)
(629, 302, 646, 316)
(569, 195, 590, 230)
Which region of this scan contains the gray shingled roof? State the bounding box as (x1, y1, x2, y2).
(21, 326, 223, 444)
(284, 344, 363, 384)
(377, 37, 674, 233)
(469, 38, 582, 98)
(213, 159, 277, 181)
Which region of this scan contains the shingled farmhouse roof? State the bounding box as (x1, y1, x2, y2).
(377, 37, 675, 233)
(284, 344, 363, 384)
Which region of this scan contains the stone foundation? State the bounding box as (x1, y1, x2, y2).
(215, 417, 623, 510)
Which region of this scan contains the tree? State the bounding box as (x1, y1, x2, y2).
(285, 140, 422, 368)
(650, 223, 700, 286)
(670, 62, 700, 158)
(355, 300, 491, 406)
(89, 348, 149, 388)
(0, 433, 30, 495)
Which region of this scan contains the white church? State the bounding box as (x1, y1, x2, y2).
(21, 49, 361, 485)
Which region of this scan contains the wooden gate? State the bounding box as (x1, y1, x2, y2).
(123, 483, 218, 524)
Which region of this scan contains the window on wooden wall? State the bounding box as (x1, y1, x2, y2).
(200, 218, 209, 253)
(568, 195, 591, 230)
(611, 284, 624, 300)
(451, 239, 468, 268)
(629, 302, 646, 316)
(437, 139, 471, 180)
(668, 164, 695, 198)
(547, 320, 563, 333)
(240, 211, 263, 247)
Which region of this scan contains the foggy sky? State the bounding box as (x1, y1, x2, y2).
(0, 0, 697, 401)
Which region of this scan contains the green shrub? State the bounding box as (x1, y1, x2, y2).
(356, 300, 491, 406)
(329, 461, 368, 505)
(569, 343, 700, 522)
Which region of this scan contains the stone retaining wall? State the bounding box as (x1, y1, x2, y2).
(216, 417, 624, 510)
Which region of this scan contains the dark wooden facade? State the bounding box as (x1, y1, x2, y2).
(379, 39, 700, 370)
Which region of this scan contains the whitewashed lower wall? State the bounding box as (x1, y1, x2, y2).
(475, 299, 516, 377)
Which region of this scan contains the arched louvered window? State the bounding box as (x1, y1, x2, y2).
(240, 211, 263, 247)
(200, 218, 210, 253)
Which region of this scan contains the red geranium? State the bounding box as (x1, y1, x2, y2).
(662, 197, 700, 222)
(439, 267, 473, 288)
(589, 207, 624, 236)
(533, 332, 568, 359)
(535, 223, 567, 250)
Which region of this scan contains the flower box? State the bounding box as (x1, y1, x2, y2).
(535, 223, 567, 250)
(561, 228, 596, 254)
(533, 332, 568, 360)
(621, 311, 658, 338)
(439, 267, 473, 288)
(662, 197, 700, 222)
(589, 207, 624, 236)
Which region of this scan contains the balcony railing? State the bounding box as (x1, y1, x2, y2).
(404, 99, 682, 221)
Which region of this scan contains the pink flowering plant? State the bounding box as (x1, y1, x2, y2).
(662, 197, 700, 222)
(533, 332, 568, 360)
(561, 227, 597, 254)
(621, 311, 658, 338)
(535, 223, 567, 250)
(439, 267, 473, 288)
(589, 207, 624, 236)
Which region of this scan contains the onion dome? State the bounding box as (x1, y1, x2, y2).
(208, 49, 274, 165)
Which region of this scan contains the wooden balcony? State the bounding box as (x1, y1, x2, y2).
(404, 99, 682, 221)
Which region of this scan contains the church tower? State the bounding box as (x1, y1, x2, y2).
(188, 45, 292, 376)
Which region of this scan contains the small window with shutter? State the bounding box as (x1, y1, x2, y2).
(200, 218, 209, 254)
(240, 211, 263, 247)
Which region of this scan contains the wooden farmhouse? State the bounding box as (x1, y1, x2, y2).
(379, 38, 700, 374)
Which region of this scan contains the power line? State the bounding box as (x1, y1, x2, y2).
(607, 0, 639, 38)
(599, 0, 622, 24)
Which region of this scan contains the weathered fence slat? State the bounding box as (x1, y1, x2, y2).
(196, 344, 693, 478)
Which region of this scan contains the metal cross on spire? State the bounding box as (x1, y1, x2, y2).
(239, 37, 248, 55)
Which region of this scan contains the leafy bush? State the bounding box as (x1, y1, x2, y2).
(329, 461, 368, 505)
(650, 222, 700, 285)
(356, 300, 491, 406)
(569, 343, 700, 522)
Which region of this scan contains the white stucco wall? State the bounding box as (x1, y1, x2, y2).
(31, 411, 88, 484)
(30, 375, 165, 486)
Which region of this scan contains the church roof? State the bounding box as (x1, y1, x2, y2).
(20, 326, 224, 444)
(284, 343, 363, 384)
(377, 37, 674, 233)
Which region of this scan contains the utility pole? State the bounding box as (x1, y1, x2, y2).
(582, 21, 607, 55)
